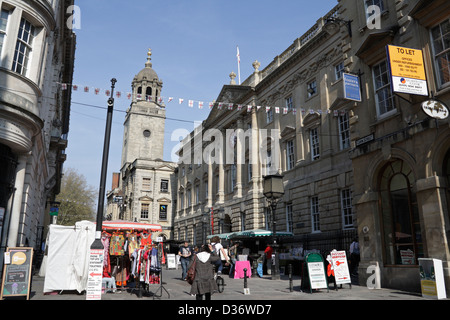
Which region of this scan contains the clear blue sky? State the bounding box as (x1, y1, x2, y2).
(65, 0, 338, 195)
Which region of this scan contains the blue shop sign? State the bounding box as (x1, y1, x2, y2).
(343, 73, 362, 102)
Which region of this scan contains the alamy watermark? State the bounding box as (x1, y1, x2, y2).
(367, 5, 382, 30)
(66, 5, 81, 30)
(171, 123, 281, 171)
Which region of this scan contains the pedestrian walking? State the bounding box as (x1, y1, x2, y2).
(210, 236, 230, 275)
(188, 244, 220, 300)
(178, 240, 192, 280)
(349, 238, 360, 276)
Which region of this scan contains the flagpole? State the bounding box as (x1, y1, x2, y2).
(237, 45, 241, 85)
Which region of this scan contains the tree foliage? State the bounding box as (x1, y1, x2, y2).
(55, 167, 97, 226)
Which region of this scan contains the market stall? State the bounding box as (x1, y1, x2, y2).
(42, 220, 163, 295)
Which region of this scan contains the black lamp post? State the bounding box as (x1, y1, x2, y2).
(263, 173, 284, 280)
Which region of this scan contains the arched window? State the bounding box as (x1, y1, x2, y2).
(379, 159, 423, 265)
(137, 86, 142, 94)
(146, 87, 152, 97)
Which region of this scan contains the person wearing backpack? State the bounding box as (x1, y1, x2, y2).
(210, 236, 230, 275)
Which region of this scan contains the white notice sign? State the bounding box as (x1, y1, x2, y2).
(330, 250, 351, 285)
(307, 262, 328, 289)
(86, 249, 104, 300)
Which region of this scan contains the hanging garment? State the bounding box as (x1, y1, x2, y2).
(101, 233, 111, 272)
(140, 232, 152, 249)
(128, 233, 139, 258)
(110, 233, 125, 256)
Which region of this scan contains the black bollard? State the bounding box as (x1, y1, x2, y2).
(244, 268, 248, 289)
(288, 264, 293, 292)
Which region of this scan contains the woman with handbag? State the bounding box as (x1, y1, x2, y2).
(187, 244, 220, 300)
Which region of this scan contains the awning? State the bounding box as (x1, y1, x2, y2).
(101, 220, 162, 232)
(229, 229, 293, 239)
(207, 232, 235, 240)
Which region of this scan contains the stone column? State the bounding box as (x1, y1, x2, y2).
(235, 118, 243, 198)
(7, 154, 28, 248)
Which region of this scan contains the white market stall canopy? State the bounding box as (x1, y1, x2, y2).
(101, 220, 162, 232)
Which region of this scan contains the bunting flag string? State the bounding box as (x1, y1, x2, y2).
(60, 82, 348, 117)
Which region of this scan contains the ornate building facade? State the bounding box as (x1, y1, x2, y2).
(173, 0, 450, 295)
(0, 0, 75, 258)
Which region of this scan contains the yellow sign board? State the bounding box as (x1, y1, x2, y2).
(386, 45, 428, 96)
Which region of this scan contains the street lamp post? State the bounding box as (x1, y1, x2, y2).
(86, 78, 116, 300)
(263, 174, 285, 280)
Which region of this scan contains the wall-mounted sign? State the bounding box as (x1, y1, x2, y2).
(421, 99, 449, 120)
(343, 73, 362, 102)
(356, 133, 374, 147)
(386, 45, 428, 96)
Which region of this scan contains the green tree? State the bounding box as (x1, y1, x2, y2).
(55, 167, 96, 225)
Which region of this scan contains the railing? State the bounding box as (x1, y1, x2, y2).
(282, 229, 357, 255)
(258, 4, 340, 82)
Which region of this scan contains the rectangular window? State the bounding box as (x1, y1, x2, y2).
(310, 128, 320, 161)
(195, 185, 199, 204)
(266, 108, 274, 123)
(286, 203, 293, 233)
(204, 180, 208, 200)
(285, 96, 293, 111)
(372, 60, 396, 117)
(187, 189, 192, 207)
(12, 18, 35, 76)
(247, 162, 252, 183)
(286, 139, 295, 170)
(142, 177, 151, 191)
(431, 19, 450, 87)
(341, 189, 353, 229)
(231, 164, 237, 191)
(335, 62, 344, 81)
(0, 9, 10, 57)
(307, 80, 317, 98)
(364, 0, 385, 15)
(140, 203, 149, 219)
(160, 179, 169, 192)
(311, 197, 320, 232)
(338, 112, 350, 150)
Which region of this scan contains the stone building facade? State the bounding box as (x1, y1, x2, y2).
(116, 50, 176, 241)
(0, 0, 75, 257)
(341, 0, 450, 293)
(174, 3, 356, 248)
(173, 0, 450, 294)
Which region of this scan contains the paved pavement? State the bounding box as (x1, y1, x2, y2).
(26, 267, 430, 301)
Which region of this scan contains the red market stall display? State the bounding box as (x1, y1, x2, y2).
(99, 220, 164, 297)
(41, 220, 163, 297)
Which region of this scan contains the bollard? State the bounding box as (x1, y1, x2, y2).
(288, 264, 293, 292)
(244, 268, 248, 288)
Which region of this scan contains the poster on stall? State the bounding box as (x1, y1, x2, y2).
(330, 250, 351, 285)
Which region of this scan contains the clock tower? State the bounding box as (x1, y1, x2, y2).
(117, 49, 176, 241)
(121, 49, 166, 166)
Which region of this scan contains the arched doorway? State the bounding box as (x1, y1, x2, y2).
(444, 149, 450, 216)
(379, 159, 423, 265)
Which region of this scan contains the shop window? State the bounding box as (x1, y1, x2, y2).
(379, 159, 423, 265)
